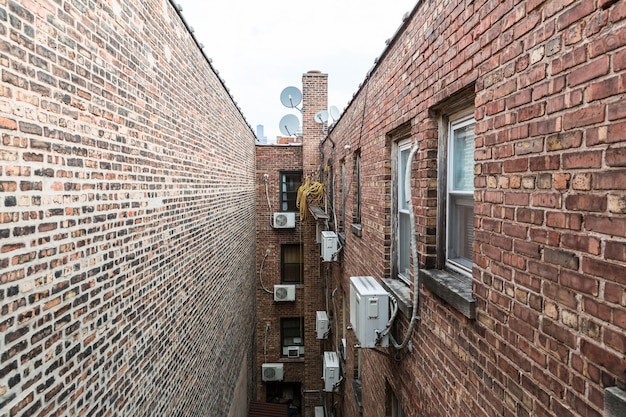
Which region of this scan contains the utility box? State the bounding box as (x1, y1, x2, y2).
(316, 311, 330, 339)
(314, 406, 325, 417)
(350, 276, 389, 348)
(321, 231, 338, 262)
(323, 351, 340, 392)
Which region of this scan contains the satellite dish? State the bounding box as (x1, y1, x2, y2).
(314, 110, 329, 124)
(280, 86, 302, 109)
(279, 114, 300, 136)
(329, 106, 340, 121)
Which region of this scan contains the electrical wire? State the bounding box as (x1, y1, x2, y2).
(259, 249, 273, 294)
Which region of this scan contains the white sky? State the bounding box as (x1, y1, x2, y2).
(177, 0, 417, 142)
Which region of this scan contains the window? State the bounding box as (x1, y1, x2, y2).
(340, 159, 346, 232)
(280, 171, 302, 212)
(396, 139, 412, 284)
(281, 317, 304, 357)
(391, 393, 406, 417)
(353, 151, 361, 224)
(281, 244, 303, 283)
(446, 113, 475, 274)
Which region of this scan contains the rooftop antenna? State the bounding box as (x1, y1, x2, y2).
(279, 114, 300, 137)
(329, 106, 340, 123)
(280, 86, 303, 114)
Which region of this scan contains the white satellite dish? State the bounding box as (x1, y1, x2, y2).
(314, 110, 329, 124)
(280, 86, 302, 109)
(329, 106, 340, 121)
(279, 114, 300, 136)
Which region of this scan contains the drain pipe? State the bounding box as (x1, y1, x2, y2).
(391, 141, 420, 350)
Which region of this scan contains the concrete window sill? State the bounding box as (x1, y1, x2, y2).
(351, 223, 362, 237)
(381, 278, 413, 318)
(421, 269, 476, 319)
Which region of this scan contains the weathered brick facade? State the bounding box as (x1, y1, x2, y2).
(0, 1, 256, 416)
(254, 71, 330, 417)
(320, 1, 626, 417)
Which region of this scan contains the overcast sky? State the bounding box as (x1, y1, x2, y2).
(176, 0, 417, 142)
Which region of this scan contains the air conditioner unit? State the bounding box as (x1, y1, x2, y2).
(314, 406, 325, 417)
(262, 363, 284, 382)
(323, 351, 340, 392)
(316, 311, 330, 339)
(340, 338, 347, 360)
(321, 231, 338, 262)
(273, 212, 296, 228)
(274, 284, 296, 302)
(349, 276, 389, 348)
(287, 346, 300, 358)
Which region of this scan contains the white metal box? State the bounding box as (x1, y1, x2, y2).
(274, 284, 296, 302)
(273, 212, 296, 228)
(262, 363, 284, 381)
(321, 231, 338, 262)
(314, 406, 325, 417)
(316, 311, 330, 339)
(349, 276, 389, 348)
(323, 351, 340, 392)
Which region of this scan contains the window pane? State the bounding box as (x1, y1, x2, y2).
(451, 124, 474, 192)
(282, 245, 303, 283)
(398, 211, 411, 282)
(448, 195, 473, 269)
(281, 172, 302, 212)
(399, 147, 410, 210)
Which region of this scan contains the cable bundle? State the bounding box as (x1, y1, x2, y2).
(296, 177, 324, 222)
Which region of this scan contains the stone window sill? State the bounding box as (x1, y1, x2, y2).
(381, 278, 413, 318)
(421, 269, 476, 319)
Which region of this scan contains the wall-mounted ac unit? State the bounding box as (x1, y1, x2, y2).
(262, 363, 284, 382)
(274, 284, 296, 302)
(323, 351, 340, 392)
(273, 212, 296, 228)
(349, 276, 389, 348)
(321, 231, 338, 262)
(314, 406, 325, 417)
(316, 311, 330, 339)
(340, 338, 347, 360)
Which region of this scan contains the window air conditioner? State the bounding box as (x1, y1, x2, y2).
(316, 311, 330, 339)
(323, 351, 340, 392)
(274, 284, 296, 302)
(262, 363, 284, 382)
(321, 231, 338, 262)
(273, 212, 296, 228)
(314, 406, 325, 417)
(287, 346, 300, 358)
(349, 276, 390, 348)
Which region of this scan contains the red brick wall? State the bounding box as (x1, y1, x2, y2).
(323, 1, 626, 417)
(0, 1, 256, 416)
(254, 71, 330, 417)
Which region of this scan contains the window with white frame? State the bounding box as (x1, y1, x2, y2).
(446, 113, 475, 274)
(353, 151, 362, 224)
(396, 139, 412, 284)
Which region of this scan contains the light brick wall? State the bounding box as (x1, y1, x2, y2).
(323, 1, 626, 417)
(0, 1, 256, 416)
